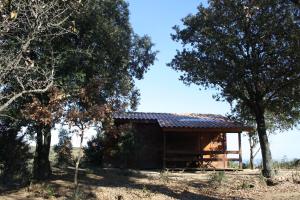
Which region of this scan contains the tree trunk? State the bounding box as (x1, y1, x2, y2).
(74, 130, 84, 196)
(249, 137, 254, 170)
(255, 110, 274, 178)
(33, 124, 52, 180)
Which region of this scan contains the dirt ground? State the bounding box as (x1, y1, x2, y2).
(0, 168, 299, 200)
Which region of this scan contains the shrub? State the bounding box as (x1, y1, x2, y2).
(209, 171, 227, 185)
(27, 183, 56, 199)
(228, 161, 239, 169)
(0, 120, 32, 186)
(116, 130, 136, 166)
(273, 156, 300, 170)
(84, 130, 105, 166)
(159, 169, 170, 183)
(84, 124, 138, 168)
(53, 129, 73, 168)
(238, 181, 255, 189)
(292, 171, 300, 184)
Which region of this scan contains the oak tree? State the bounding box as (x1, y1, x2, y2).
(169, 0, 300, 177)
(0, 0, 76, 114)
(25, 0, 156, 180)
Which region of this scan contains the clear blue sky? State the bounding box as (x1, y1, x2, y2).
(127, 0, 300, 162)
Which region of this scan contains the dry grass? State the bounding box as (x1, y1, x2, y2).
(0, 168, 300, 200)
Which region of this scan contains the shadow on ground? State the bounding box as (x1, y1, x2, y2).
(1, 167, 253, 200)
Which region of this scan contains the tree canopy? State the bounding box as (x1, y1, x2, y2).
(0, 0, 78, 113)
(1, 0, 157, 180)
(169, 0, 300, 177)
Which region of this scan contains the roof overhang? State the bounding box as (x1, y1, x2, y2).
(162, 127, 254, 133)
(113, 112, 254, 132)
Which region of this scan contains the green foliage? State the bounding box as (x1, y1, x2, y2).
(107, 126, 139, 168)
(273, 157, 300, 169)
(159, 170, 171, 183)
(117, 130, 136, 160)
(170, 0, 300, 126)
(70, 189, 85, 200)
(84, 130, 105, 166)
(169, 0, 300, 178)
(84, 124, 138, 168)
(141, 184, 151, 198)
(57, 0, 157, 112)
(0, 0, 77, 112)
(258, 172, 267, 185)
(54, 128, 73, 168)
(27, 183, 56, 199)
(228, 161, 240, 169)
(238, 181, 255, 189)
(44, 184, 55, 197)
(0, 119, 32, 185)
(209, 171, 227, 185)
(292, 171, 300, 184)
(1, 0, 156, 181)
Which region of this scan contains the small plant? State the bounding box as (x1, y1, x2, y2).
(159, 169, 170, 183)
(258, 172, 267, 185)
(228, 161, 239, 169)
(28, 183, 56, 199)
(209, 171, 227, 185)
(69, 188, 85, 200)
(238, 181, 255, 189)
(44, 184, 55, 197)
(292, 171, 300, 184)
(116, 195, 124, 200)
(141, 184, 151, 198)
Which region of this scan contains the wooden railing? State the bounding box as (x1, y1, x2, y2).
(164, 149, 241, 168)
(162, 132, 243, 169)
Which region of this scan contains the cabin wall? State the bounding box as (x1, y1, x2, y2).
(109, 121, 162, 169)
(129, 122, 163, 169)
(165, 132, 227, 168)
(110, 121, 228, 169)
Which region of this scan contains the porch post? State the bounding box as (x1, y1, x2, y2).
(238, 132, 242, 169)
(223, 133, 227, 169)
(163, 131, 166, 169)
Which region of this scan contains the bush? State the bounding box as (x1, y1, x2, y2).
(84, 124, 138, 168)
(53, 129, 73, 168)
(228, 161, 239, 169)
(209, 171, 227, 185)
(292, 171, 300, 184)
(159, 170, 170, 183)
(116, 130, 136, 166)
(0, 120, 32, 186)
(84, 130, 105, 166)
(238, 181, 255, 189)
(273, 156, 300, 170)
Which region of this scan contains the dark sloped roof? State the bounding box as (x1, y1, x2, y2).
(113, 112, 251, 130)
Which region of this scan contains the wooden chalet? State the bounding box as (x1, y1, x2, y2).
(113, 112, 252, 170)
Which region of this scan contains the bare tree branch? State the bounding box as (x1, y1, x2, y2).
(0, 0, 75, 113)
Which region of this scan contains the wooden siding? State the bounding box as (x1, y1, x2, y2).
(165, 132, 227, 168)
(111, 120, 241, 169)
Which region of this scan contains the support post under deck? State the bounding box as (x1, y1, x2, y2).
(238, 132, 242, 169)
(163, 132, 166, 169)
